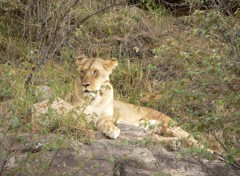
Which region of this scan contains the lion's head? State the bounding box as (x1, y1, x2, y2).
(75, 56, 118, 97)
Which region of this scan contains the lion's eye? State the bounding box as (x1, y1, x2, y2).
(80, 70, 85, 75)
(93, 70, 99, 75)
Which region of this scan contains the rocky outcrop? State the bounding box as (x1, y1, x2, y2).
(1, 123, 239, 176)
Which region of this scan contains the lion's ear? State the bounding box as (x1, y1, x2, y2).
(103, 59, 118, 74)
(75, 55, 88, 67)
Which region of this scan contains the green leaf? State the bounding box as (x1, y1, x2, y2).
(11, 116, 20, 129)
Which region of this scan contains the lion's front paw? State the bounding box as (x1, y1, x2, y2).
(96, 118, 120, 139)
(102, 124, 120, 139)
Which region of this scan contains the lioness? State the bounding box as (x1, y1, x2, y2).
(31, 56, 211, 151)
(71, 55, 210, 151)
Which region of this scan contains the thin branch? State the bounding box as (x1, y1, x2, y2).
(40, 141, 63, 176)
(198, 118, 229, 152)
(24, 1, 125, 91)
(197, 118, 240, 169)
(24, 0, 81, 90)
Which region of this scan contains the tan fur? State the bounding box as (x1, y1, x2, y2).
(71, 55, 120, 138)
(71, 56, 213, 152)
(113, 100, 175, 127)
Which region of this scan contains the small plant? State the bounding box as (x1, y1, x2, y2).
(1, 0, 240, 173)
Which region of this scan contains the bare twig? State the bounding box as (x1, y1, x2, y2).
(24, 0, 81, 90)
(40, 141, 63, 176)
(197, 118, 240, 169)
(24, 1, 125, 92)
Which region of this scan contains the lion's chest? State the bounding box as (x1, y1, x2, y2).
(83, 97, 113, 118)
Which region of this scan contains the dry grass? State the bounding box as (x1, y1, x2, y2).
(72, 2, 240, 156)
(0, 0, 240, 164)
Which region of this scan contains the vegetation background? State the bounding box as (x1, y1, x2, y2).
(0, 0, 240, 174)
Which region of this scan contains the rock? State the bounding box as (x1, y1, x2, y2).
(31, 97, 75, 132)
(31, 97, 74, 118)
(118, 166, 165, 176)
(1, 124, 240, 176)
(128, 148, 156, 168)
(35, 85, 55, 102)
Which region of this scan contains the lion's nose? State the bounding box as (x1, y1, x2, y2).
(82, 83, 90, 87)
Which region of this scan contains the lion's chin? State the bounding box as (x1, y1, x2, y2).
(83, 90, 98, 98)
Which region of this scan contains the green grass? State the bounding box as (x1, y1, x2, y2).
(0, 0, 240, 171)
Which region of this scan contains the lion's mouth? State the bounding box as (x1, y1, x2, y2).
(84, 90, 91, 93)
(83, 90, 97, 94)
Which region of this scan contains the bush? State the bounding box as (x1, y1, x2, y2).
(0, 0, 240, 171)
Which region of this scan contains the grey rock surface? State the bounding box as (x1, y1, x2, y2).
(1, 124, 239, 176)
(35, 85, 55, 102)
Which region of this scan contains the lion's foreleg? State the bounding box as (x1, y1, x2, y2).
(94, 116, 120, 139)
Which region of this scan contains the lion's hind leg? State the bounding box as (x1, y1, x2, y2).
(140, 119, 181, 151)
(168, 126, 214, 153)
(140, 119, 174, 136)
(140, 119, 213, 153)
